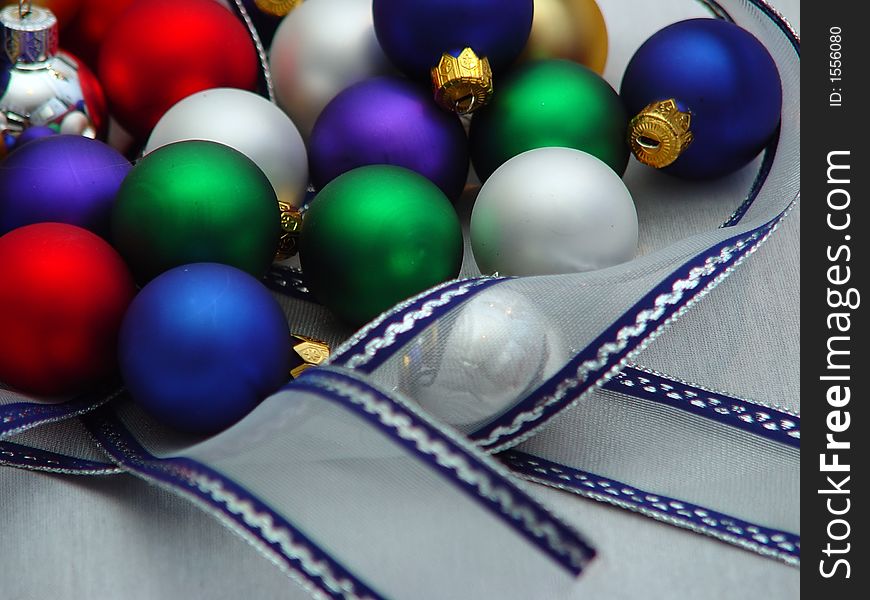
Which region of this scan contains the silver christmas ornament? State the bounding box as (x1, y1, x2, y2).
(471, 147, 638, 276)
(269, 0, 392, 139)
(397, 287, 568, 430)
(145, 88, 309, 209)
(0, 2, 106, 140)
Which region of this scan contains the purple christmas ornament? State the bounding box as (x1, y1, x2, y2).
(12, 126, 57, 150)
(0, 135, 131, 238)
(309, 76, 469, 200)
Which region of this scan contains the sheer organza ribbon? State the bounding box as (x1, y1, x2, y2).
(0, 0, 799, 597)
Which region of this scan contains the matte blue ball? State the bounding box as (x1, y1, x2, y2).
(0, 135, 131, 237)
(119, 263, 291, 435)
(310, 77, 469, 200)
(621, 19, 782, 180)
(373, 0, 533, 78)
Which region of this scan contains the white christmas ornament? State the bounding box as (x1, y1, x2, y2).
(471, 147, 638, 276)
(269, 0, 392, 138)
(397, 287, 567, 430)
(144, 88, 309, 209)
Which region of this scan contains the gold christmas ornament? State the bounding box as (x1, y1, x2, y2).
(627, 99, 694, 169)
(431, 47, 493, 114)
(519, 0, 608, 74)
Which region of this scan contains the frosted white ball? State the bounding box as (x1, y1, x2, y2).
(397, 287, 566, 430)
(269, 0, 392, 139)
(471, 147, 638, 276)
(145, 88, 309, 209)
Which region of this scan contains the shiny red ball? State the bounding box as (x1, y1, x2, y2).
(98, 0, 259, 140)
(0, 223, 137, 396)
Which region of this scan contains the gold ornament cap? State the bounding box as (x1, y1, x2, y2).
(1, 3, 58, 65)
(628, 99, 694, 169)
(431, 47, 493, 114)
(253, 0, 302, 17)
(290, 334, 330, 379)
(275, 202, 303, 261)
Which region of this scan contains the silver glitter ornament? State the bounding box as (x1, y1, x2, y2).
(0, 3, 106, 140)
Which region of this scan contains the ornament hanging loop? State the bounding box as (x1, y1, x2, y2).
(455, 94, 476, 115)
(1, 2, 60, 65)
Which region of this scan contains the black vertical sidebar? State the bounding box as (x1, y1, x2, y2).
(802, 1, 868, 596)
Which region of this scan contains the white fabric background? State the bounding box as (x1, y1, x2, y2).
(1, 1, 800, 598)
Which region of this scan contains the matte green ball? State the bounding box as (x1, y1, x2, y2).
(469, 59, 629, 181)
(112, 141, 281, 283)
(299, 165, 463, 325)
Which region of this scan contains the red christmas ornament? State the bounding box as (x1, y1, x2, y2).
(61, 0, 135, 72)
(98, 0, 259, 140)
(0, 223, 137, 396)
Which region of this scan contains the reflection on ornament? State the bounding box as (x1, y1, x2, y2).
(270, 0, 392, 138)
(519, 0, 608, 74)
(0, 5, 106, 140)
(471, 147, 638, 276)
(397, 287, 567, 430)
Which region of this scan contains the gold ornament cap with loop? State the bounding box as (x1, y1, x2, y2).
(627, 98, 694, 169)
(431, 47, 493, 114)
(1, 1, 59, 66)
(253, 0, 302, 17)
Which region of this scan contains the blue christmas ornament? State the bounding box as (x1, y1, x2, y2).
(118, 263, 291, 435)
(373, 0, 533, 113)
(621, 19, 782, 180)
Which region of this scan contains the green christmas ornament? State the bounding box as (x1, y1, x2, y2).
(299, 165, 463, 325)
(469, 59, 629, 181)
(112, 141, 281, 283)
